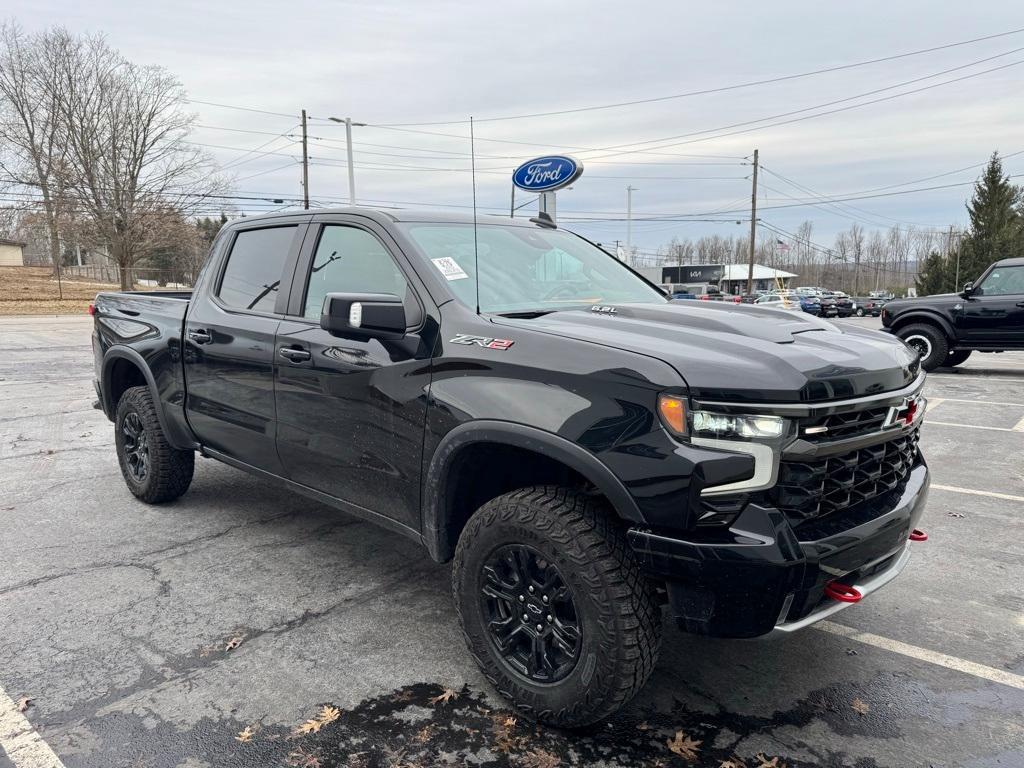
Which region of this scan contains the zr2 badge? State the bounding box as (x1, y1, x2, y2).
(450, 333, 515, 350)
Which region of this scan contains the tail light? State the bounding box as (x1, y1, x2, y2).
(88, 303, 96, 315)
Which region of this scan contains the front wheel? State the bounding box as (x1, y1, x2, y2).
(115, 386, 195, 503)
(897, 323, 949, 372)
(855, 307, 866, 317)
(452, 486, 662, 728)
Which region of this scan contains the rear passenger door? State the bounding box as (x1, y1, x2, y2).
(184, 219, 307, 473)
(273, 216, 433, 532)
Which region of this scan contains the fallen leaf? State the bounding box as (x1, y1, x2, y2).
(502, 715, 517, 729)
(235, 724, 259, 743)
(391, 689, 414, 703)
(225, 635, 244, 651)
(636, 721, 651, 731)
(851, 697, 870, 715)
(415, 724, 436, 743)
(291, 704, 342, 737)
(286, 747, 322, 767)
(428, 687, 458, 705)
(719, 759, 746, 768)
(666, 731, 702, 762)
(519, 749, 560, 768)
(16, 697, 31, 712)
(755, 755, 787, 768)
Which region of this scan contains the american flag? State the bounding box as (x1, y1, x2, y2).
(776, 238, 790, 252)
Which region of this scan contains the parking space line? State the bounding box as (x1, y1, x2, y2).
(925, 420, 1014, 432)
(0, 683, 66, 768)
(931, 483, 1024, 503)
(925, 397, 1024, 408)
(1013, 415, 1024, 432)
(816, 622, 1024, 691)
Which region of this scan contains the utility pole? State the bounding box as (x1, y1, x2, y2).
(746, 149, 759, 295)
(328, 117, 366, 204)
(301, 109, 309, 210)
(626, 186, 636, 264)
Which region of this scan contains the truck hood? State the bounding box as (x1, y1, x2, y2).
(494, 301, 920, 403)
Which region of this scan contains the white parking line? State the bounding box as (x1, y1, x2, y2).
(925, 397, 1024, 408)
(930, 483, 1024, 503)
(0, 683, 66, 768)
(926, 420, 1015, 432)
(816, 622, 1024, 690)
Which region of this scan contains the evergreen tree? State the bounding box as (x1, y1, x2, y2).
(915, 250, 956, 295)
(956, 152, 1023, 286)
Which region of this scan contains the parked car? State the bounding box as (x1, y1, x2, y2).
(882, 257, 1024, 370)
(827, 291, 855, 317)
(817, 295, 839, 317)
(851, 297, 886, 317)
(91, 207, 930, 727)
(754, 293, 803, 311)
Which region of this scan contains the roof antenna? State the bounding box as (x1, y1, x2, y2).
(470, 115, 481, 315)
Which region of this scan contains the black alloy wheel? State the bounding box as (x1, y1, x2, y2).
(121, 411, 150, 482)
(480, 544, 581, 683)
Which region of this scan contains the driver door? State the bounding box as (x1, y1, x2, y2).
(273, 217, 434, 533)
(959, 264, 1024, 345)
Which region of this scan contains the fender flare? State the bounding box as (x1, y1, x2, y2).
(101, 347, 188, 449)
(889, 310, 955, 341)
(421, 420, 644, 562)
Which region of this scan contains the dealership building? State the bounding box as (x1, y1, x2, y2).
(642, 263, 797, 294)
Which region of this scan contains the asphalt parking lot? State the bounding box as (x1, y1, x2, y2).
(1, 314, 1022, 768)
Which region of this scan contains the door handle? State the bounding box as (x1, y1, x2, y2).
(279, 347, 311, 362)
(188, 329, 212, 344)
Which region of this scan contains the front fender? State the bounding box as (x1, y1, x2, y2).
(889, 309, 956, 339)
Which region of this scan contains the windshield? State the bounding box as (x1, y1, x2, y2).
(400, 222, 667, 313)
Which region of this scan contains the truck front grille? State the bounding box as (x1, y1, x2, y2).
(797, 406, 890, 442)
(771, 429, 920, 522)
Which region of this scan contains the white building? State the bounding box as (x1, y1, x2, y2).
(0, 238, 26, 266)
(643, 263, 797, 294)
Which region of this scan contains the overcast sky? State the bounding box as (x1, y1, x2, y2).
(7, 1, 1024, 255)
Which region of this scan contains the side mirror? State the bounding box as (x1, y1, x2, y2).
(320, 292, 406, 340)
(961, 282, 975, 298)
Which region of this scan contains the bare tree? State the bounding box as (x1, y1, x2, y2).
(0, 23, 72, 276)
(55, 35, 225, 289)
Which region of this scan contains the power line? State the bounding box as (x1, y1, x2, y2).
(575, 52, 1024, 161)
(361, 27, 1024, 126)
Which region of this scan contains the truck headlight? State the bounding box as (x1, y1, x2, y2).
(691, 411, 785, 440)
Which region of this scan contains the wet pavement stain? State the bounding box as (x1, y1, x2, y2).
(53, 682, 898, 768)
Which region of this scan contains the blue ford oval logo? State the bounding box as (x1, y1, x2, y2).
(512, 155, 583, 192)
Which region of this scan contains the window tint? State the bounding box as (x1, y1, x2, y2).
(303, 226, 408, 318)
(979, 265, 1024, 296)
(218, 226, 296, 313)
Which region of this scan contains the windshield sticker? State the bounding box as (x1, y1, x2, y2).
(431, 257, 469, 281)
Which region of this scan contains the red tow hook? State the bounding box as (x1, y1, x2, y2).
(824, 581, 863, 603)
(909, 528, 928, 542)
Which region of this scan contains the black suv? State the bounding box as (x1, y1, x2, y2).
(882, 257, 1024, 370)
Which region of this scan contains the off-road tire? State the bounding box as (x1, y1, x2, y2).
(452, 486, 662, 728)
(897, 322, 949, 372)
(115, 386, 194, 503)
(944, 350, 972, 368)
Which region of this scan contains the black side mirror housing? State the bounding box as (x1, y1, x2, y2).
(961, 282, 975, 298)
(320, 292, 406, 340)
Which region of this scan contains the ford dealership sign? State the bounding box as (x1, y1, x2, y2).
(512, 155, 583, 192)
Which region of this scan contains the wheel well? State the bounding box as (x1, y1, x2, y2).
(438, 443, 592, 562)
(890, 314, 949, 338)
(106, 358, 147, 416)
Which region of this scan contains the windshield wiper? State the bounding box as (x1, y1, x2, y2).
(495, 309, 559, 319)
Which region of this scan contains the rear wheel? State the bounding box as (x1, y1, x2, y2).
(115, 386, 194, 503)
(452, 486, 662, 728)
(855, 307, 866, 317)
(944, 350, 972, 368)
(897, 323, 949, 372)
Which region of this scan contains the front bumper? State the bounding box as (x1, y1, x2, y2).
(627, 462, 929, 638)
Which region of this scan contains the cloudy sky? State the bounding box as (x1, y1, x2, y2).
(8, 1, 1024, 255)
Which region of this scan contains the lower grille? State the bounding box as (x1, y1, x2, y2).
(771, 429, 920, 522)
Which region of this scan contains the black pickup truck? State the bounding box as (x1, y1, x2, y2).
(92, 208, 930, 726)
(882, 257, 1024, 371)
